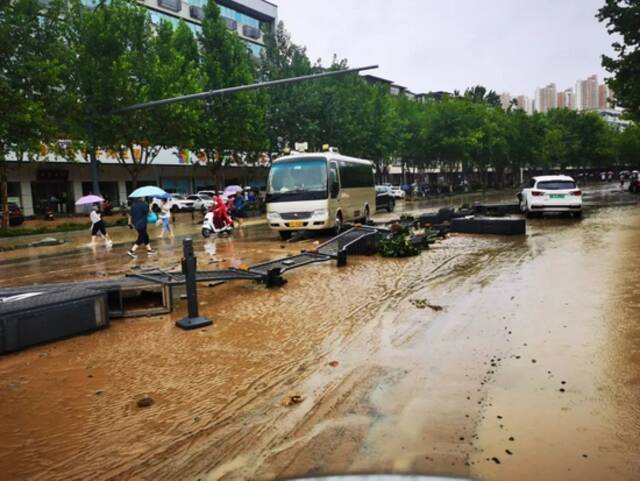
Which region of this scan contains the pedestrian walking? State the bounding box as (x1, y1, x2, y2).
(158, 198, 174, 239)
(127, 198, 156, 258)
(90, 204, 112, 246)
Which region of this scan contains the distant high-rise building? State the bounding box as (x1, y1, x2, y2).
(534, 83, 557, 113)
(516, 95, 533, 114)
(576, 75, 598, 110)
(598, 83, 611, 109)
(566, 89, 576, 110)
(556, 88, 576, 110)
(499, 92, 512, 111)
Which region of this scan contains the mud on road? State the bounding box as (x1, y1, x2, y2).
(0, 186, 639, 481)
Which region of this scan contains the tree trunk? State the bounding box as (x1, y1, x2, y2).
(130, 169, 139, 190)
(0, 159, 8, 231)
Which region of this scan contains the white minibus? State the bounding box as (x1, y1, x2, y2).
(266, 153, 376, 240)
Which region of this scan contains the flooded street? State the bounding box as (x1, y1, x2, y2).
(1, 185, 639, 481)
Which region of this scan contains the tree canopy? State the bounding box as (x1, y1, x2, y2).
(597, 0, 640, 122)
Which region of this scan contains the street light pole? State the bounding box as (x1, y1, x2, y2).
(86, 120, 100, 196)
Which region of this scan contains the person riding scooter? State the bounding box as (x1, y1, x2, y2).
(202, 194, 234, 237)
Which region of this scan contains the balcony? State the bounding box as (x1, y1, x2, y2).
(242, 24, 261, 40)
(158, 0, 181, 13)
(189, 5, 204, 20)
(223, 17, 238, 32)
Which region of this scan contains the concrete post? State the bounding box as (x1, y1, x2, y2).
(19, 181, 34, 217)
(117, 181, 127, 207)
(71, 181, 83, 214)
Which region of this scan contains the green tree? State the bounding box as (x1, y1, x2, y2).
(463, 85, 501, 108)
(0, 0, 71, 229)
(597, 0, 640, 122)
(68, 0, 202, 188)
(615, 124, 640, 165)
(260, 21, 322, 153)
(197, 0, 266, 187)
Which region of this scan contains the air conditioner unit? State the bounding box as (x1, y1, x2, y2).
(223, 17, 238, 31)
(189, 5, 204, 20)
(158, 0, 181, 13)
(242, 25, 261, 40)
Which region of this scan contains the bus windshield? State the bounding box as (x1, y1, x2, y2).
(267, 157, 328, 202)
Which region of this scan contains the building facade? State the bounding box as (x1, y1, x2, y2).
(499, 92, 511, 111)
(598, 83, 611, 110)
(576, 75, 598, 111)
(82, 0, 277, 57)
(534, 83, 557, 113)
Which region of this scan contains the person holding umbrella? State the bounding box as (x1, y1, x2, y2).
(90, 203, 112, 246)
(75, 194, 112, 246)
(127, 186, 165, 258)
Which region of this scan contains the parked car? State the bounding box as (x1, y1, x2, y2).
(0, 203, 25, 226)
(390, 185, 406, 199)
(375, 185, 395, 212)
(186, 193, 214, 211)
(517, 175, 582, 218)
(150, 194, 195, 213)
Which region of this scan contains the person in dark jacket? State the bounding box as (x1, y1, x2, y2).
(127, 198, 156, 258)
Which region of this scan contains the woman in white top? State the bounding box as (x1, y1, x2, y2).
(158, 199, 174, 239)
(90, 204, 112, 245)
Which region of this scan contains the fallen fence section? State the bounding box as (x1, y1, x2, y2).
(473, 203, 522, 216)
(0, 288, 109, 354)
(450, 217, 526, 236)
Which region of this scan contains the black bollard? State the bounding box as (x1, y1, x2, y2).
(175, 238, 213, 330)
(265, 267, 287, 288)
(336, 248, 347, 267)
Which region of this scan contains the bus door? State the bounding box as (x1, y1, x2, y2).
(328, 160, 341, 219)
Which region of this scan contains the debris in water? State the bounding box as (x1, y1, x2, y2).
(582, 454, 588, 458)
(328, 361, 339, 368)
(559, 388, 566, 393)
(283, 395, 304, 406)
(491, 457, 501, 464)
(410, 299, 444, 311)
(95, 390, 103, 395)
(508, 437, 515, 441)
(505, 449, 513, 455)
(136, 397, 154, 408)
(531, 359, 537, 363)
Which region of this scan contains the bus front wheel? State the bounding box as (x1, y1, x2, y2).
(333, 212, 343, 235)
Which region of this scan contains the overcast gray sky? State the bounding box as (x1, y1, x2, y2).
(273, 0, 616, 97)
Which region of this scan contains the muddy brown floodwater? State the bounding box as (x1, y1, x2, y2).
(0, 185, 639, 481)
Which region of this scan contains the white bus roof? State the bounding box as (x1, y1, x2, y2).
(272, 152, 374, 165)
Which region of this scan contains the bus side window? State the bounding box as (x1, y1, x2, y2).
(329, 162, 340, 198)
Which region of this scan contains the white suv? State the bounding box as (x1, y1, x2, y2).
(186, 194, 214, 211)
(518, 175, 582, 218)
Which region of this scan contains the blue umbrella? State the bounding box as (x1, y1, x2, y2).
(129, 186, 167, 198)
(156, 192, 173, 200)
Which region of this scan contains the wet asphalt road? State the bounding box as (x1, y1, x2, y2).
(0, 184, 639, 481)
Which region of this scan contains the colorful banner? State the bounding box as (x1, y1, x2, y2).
(179, 148, 191, 164)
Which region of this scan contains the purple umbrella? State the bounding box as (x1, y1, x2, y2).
(223, 185, 243, 197)
(75, 194, 104, 206)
